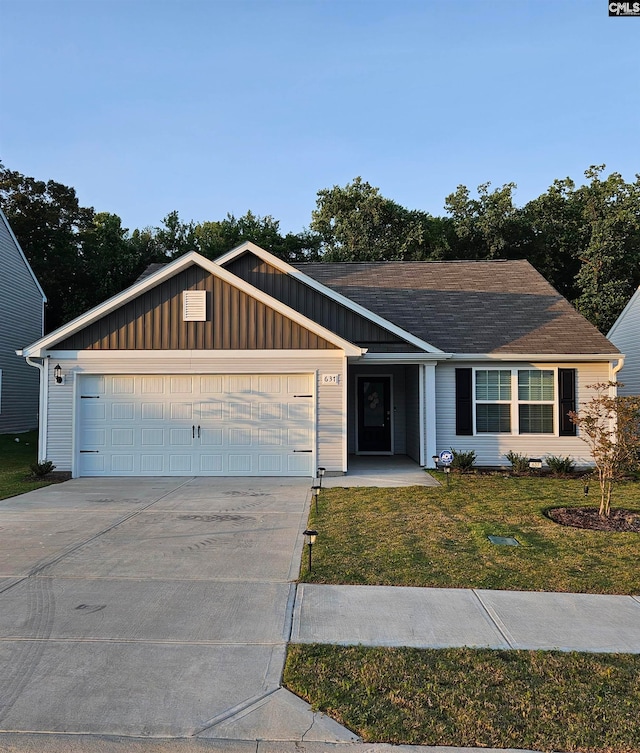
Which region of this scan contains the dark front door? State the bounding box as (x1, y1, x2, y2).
(357, 376, 392, 453)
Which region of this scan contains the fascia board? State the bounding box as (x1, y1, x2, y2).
(215, 242, 443, 354)
(45, 349, 352, 360)
(354, 352, 452, 363)
(608, 285, 640, 338)
(448, 353, 621, 362)
(25, 250, 362, 357)
(0, 208, 47, 303)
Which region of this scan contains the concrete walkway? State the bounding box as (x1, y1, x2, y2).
(292, 584, 640, 653)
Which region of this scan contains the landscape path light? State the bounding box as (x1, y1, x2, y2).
(317, 467, 326, 489)
(311, 484, 320, 513)
(303, 529, 318, 573)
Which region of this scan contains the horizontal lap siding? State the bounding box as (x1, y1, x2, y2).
(609, 299, 640, 396)
(435, 361, 610, 466)
(0, 221, 44, 433)
(45, 355, 346, 474)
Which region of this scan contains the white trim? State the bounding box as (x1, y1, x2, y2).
(355, 373, 394, 455)
(472, 366, 559, 438)
(44, 349, 350, 361)
(215, 242, 443, 354)
(424, 362, 437, 467)
(342, 356, 348, 472)
(22, 251, 363, 358)
(449, 353, 618, 362)
(608, 286, 640, 339)
(355, 352, 451, 363)
(0, 208, 47, 303)
(25, 357, 47, 461)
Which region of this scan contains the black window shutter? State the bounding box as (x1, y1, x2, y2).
(455, 368, 473, 436)
(558, 369, 577, 436)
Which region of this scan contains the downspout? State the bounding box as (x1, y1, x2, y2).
(25, 356, 48, 462)
(610, 357, 625, 398)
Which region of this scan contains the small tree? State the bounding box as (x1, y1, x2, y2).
(569, 383, 640, 517)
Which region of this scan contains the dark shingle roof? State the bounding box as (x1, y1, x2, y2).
(292, 260, 618, 355)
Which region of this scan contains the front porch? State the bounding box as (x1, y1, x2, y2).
(346, 362, 437, 470)
(323, 454, 439, 487)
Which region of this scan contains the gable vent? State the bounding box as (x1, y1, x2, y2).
(183, 290, 207, 321)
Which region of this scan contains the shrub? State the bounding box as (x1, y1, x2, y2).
(545, 455, 576, 475)
(504, 451, 530, 475)
(450, 448, 476, 472)
(29, 460, 56, 479)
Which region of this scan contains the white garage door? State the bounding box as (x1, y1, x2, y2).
(78, 374, 314, 477)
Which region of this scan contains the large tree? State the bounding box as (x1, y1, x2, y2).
(311, 177, 451, 261)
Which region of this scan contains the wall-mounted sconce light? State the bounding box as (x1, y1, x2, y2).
(54, 364, 63, 384)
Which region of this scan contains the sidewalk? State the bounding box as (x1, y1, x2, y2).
(291, 584, 640, 653)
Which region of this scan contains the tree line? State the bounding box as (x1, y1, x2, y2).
(1, 163, 638, 335)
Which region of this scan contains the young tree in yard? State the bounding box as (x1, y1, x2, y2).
(570, 383, 640, 517)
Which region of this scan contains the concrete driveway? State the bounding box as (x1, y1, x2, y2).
(0, 477, 354, 742)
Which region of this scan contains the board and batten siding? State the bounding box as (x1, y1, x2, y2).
(608, 288, 640, 396)
(44, 354, 346, 474)
(435, 361, 611, 466)
(0, 213, 45, 433)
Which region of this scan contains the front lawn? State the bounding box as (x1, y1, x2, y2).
(302, 475, 640, 594)
(284, 644, 640, 752)
(0, 432, 52, 500)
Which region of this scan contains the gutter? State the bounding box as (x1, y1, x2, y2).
(21, 353, 48, 462)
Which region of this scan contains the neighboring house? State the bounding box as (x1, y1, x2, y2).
(0, 209, 46, 434)
(20, 243, 621, 477)
(608, 286, 640, 396)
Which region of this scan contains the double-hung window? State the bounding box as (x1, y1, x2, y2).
(518, 369, 554, 434)
(473, 368, 556, 434)
(475, 369, 511, 433)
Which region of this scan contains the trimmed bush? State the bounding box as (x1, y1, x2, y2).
(504, 451, 530, 475)
(450, 448, 476, 472)
(545, 455, 576, 475)
(29, 460, 56, 479)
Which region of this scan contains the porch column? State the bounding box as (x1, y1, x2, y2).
(422, 362, 437, 468)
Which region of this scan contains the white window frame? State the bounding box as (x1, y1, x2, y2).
(473, 367, 559, 437)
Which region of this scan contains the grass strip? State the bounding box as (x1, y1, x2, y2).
(0, 431, 51, 500)
(284, 644, 640, 752)
(303, 476, 640, 594)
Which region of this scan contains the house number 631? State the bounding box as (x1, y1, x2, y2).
(321, 374, 340, 385)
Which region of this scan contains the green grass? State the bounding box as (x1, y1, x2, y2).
(0, 432, 53, 500)
(284, 644, 640, 752)
(303, 475, 640, 594)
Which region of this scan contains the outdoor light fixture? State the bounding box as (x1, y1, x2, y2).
(432, 455, 439, 468)
(317, 467, 326, 489)
(54, 364, 63, 384)
(584, 483, 589, 497)
(303, 529, 318, 572)
(311, 484, 320, 513)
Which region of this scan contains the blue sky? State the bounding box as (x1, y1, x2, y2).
(1, 0, 638, 235)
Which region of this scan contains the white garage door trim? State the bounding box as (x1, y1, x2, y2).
(75, 373, 315, 477)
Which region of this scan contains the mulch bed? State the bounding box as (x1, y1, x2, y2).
(547, 506, 640, 533)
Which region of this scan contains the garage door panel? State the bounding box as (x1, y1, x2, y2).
(78, 374, 315, 477)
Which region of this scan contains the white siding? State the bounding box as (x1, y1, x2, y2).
(45, 353, 346, 474)
(405, 365, 421, 463)
(0, 212, 45, 433)
(435, 361, 611, 467)
(608, 288, 640, 396)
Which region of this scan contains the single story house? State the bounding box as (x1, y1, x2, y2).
(20, 243, 622, 477)
(608, 286, 640, 396)
(0, 208, 46, 433)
